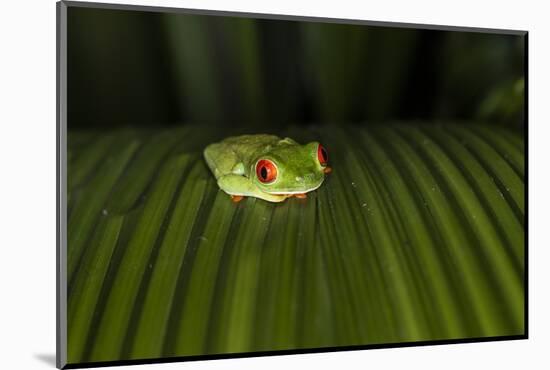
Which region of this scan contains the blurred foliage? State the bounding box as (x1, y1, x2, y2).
(67, 7, 525, 129)
(478, 78, 525, 125)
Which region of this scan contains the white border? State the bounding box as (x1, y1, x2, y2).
(1, 0, 548, 369)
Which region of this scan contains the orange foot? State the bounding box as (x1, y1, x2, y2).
(324, 166, 332, 174)
(231, 195, 244, 203)
(294, 193, 307, 199)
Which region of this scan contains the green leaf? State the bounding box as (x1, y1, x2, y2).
(67, 124, 524, 365)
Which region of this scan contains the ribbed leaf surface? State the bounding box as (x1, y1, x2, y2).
(67, 124, 525, 365)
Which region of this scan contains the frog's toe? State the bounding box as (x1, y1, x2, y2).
(231, 195, 244, 203)
(294, 193, 307, 199)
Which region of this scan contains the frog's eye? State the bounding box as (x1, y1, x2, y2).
(256, 159, 277, 183)
(317, 144, 328, 166)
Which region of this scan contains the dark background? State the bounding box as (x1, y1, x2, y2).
(67, 7, 525, 130)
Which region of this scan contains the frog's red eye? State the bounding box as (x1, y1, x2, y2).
(317, 144, 328, 166)
(256, 159, 277, 183)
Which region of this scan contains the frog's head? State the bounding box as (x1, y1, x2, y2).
(251, 141, 331, 195)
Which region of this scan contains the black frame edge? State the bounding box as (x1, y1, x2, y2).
(57, 1, 68, 369)
(62, 0, 527, 35)
(523, 32, 529, 339)
(63, 334, 527, 369)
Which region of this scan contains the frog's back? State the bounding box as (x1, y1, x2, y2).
(204, 134, 281, 178)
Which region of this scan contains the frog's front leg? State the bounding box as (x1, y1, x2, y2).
(217, 174, 288, 203)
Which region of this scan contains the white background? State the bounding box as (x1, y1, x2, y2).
(0, 0, 547, 369)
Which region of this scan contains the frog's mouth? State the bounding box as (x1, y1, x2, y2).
(264, 180, 324, 195)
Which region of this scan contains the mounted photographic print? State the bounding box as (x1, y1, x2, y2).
(57, 1, 527, 368)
